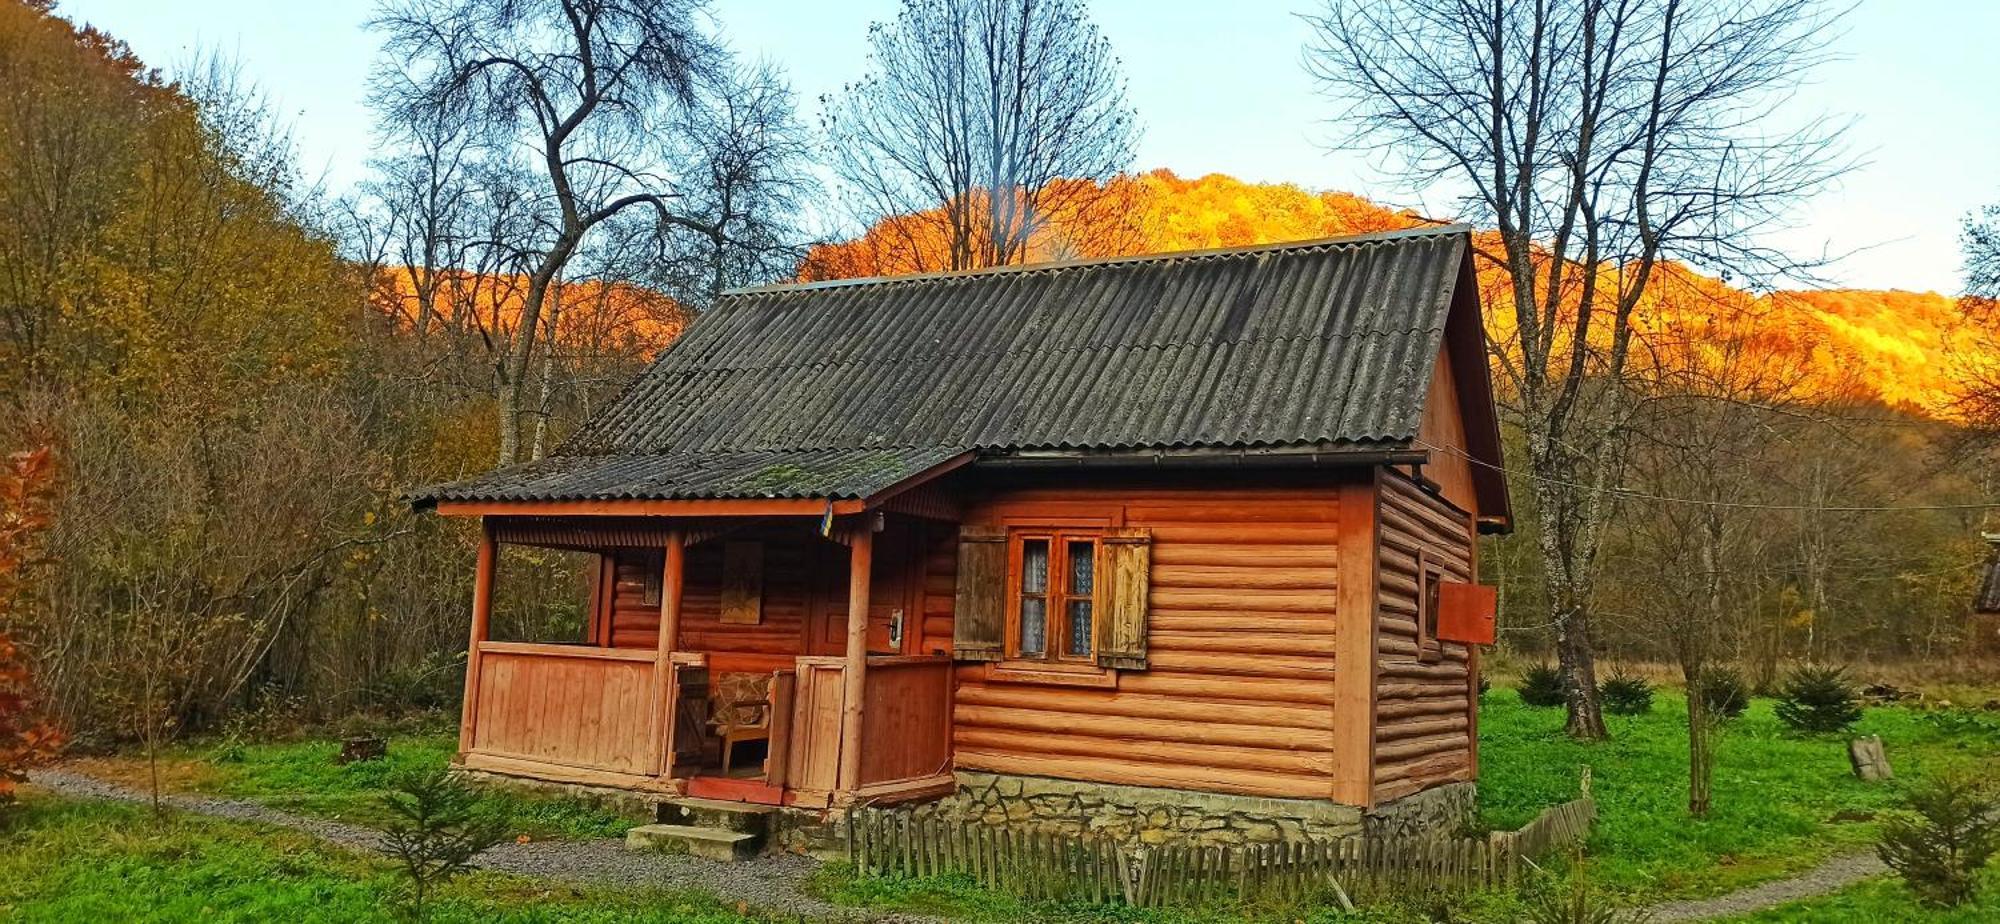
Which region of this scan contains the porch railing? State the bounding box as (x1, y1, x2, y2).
(465, 641, 659, 776)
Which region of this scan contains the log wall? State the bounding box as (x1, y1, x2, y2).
(1373, 469, 1478, 801)
(602, 519, 949, 671)
(951, 478, 1352, 800)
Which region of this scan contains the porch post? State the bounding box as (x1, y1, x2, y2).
(651, 529, 686, 777)
(836, 523, 874, 798)
(458, 520, 498, 756)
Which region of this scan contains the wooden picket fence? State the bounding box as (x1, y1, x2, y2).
(847, 796, 1595, 908)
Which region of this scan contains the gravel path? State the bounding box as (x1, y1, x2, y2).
(1640, 850, 1887, 922)
(27, 767, 921, 922)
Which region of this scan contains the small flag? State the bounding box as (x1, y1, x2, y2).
(819, 499, 835, 537)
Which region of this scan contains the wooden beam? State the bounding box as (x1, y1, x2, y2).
(433, 498, 867, 518)
(1331, 471, 1381, 807)
(835, 525, 874, 799)
(458, 522, 498, 756)
(651, 530, 685, 778)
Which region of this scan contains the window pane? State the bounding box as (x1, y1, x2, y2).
(1066, 599, 1092, 657)
(1020, 597, 1047, 655)
(1067, 541, 1094, 595)
(1021, 539, 1049, 593)
(1424, 572, 1443, 638)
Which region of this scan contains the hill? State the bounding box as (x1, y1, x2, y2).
(802, 170, 1973, 415)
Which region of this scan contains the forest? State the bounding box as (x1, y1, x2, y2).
(0, 0, 1996, 759)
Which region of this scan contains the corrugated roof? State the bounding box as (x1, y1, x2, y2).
(415, 447, 961, 503)
(413, 225, 1477, 505)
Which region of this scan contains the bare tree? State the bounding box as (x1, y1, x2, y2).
(371, 0, 806, 465)
(1619, 285, 1814, 815)
(1305, 0, 1851, 737)
(1953, 205, 2000, 441)
(824, 0, 1137, 273)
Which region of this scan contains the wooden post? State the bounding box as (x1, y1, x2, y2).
(458, 521, 498, 755)
(651, 530, 686, 778)
(1463, 509, 1481, 780)
(836, 524, 874, 798)
(1332, 473, 1380, 807)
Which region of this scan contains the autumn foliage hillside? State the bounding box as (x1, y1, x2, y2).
(369, 269, 688, 355)
(802, 169, 1973, 416)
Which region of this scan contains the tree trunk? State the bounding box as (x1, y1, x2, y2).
(1531, 436, 1609, 740)
(1687, 681, 1711, 817)
(496, 240, 575, 466)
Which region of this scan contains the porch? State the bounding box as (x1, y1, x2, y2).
(452, 510, 958, 809)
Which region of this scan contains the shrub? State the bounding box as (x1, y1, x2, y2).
(1694, 667, 1750, 720)
(378, 767, 509, 921)
(1877, 773, 2000, 907)
(1774, 665, 1864, 733)
(1598, 674, 1654, 716)
(1, 448, 65, 825)
(1519, 664, 1567, 708)
(1520, 862, 1649, 924)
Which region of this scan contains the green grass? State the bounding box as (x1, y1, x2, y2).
(0, 794, 759, 923)
(1719, 868, 2000, 922)
(1477, 691, 2000, 902)
(78, 726, 639, 841)
(198, 732, 636, 839)
(806, 861, 1524, 923)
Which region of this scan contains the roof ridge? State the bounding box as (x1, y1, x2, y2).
(723, 223, 1470, 298)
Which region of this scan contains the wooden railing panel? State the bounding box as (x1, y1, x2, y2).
(859, 657, 954, 786)
(470, 646, 656, 775)
(787, 658, 847, 797)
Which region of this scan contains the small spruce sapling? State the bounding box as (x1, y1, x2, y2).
(378, 767, 509, 920)
(1598, 674, 1655, 716)
(1774, 665, 1864, 733)
(1519, 664, 1567, 708)
(1694, 667, 1750, 720)
(1877, 773, 2000, 908)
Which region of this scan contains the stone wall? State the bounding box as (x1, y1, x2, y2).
(876, 771, 1370, 848)
(1361, 780, 1477, 839)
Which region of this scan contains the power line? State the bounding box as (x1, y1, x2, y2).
(1415, 439, 2000, 514)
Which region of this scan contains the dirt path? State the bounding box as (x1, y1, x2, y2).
(27, 767, 918, 922)
(1639, 849, 1887, 921)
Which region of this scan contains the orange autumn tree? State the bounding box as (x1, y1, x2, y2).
(0, 447, 64, 816)
(801, 169, 1976, 417)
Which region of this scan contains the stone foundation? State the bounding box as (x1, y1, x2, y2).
(454, 767, 660, 823)
(1361, 780, 1477, 839)
(867, 771, 1366, 847)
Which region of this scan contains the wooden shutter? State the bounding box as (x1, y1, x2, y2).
(1436, 581, 1498, 645)
(953, 525, 1008, 661)
(1098, 527, 1152, 670)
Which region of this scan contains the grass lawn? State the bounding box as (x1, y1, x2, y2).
(1476, 691, 2000, 903)
(1718, 868, 2000, 922)
(0, 793, 761, 923)
(66, 721, 637, 840)
(27, 694, 2000, 922)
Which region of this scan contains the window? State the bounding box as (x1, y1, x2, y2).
(1008, 531, 1100, 663)
(1417, 552, 1445, 661)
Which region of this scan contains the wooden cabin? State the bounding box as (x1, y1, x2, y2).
(411, 226, 1510, 847)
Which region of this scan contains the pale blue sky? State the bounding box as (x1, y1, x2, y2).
(55, 0, 1999, 294)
